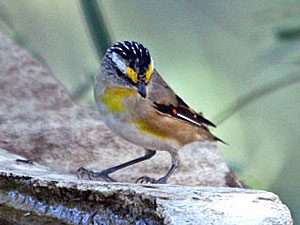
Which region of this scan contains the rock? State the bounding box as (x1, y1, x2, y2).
(0, 29, 240, 187)
(0, 148, 293, 225)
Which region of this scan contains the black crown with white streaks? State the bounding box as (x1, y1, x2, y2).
(108, 41, 151, 74)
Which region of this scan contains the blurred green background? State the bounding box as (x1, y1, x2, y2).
(1, 0, 299, 223)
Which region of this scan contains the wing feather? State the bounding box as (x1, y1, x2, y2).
(153, 96, 216, 128)
(148, 69, 216, 128)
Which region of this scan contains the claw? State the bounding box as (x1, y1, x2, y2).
(77, 167, 88, 179)
(136, 176, 156, 184)
(136, 176, 167, 184)
(76, 167, 117, 182)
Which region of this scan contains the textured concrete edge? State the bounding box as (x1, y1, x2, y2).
(0, 148, 294, 225)
(0, 171, 163, 224)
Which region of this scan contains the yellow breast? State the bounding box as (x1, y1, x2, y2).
(133, 119, 172, 140)
(98, 87, 137, 113)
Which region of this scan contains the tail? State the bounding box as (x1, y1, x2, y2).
(214, 136, 228, 145)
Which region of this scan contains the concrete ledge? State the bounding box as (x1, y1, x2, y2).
(0, 148, 293, 225)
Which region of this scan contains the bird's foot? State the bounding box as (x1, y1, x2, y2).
(16, 158, 33, 164)
(136, 175, 167, 184)
(77, 167, 116, 182)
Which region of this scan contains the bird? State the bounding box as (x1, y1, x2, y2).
(77, 41, 224, 184)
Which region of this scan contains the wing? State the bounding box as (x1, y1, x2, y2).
(153, 95, 216, 128)
(147, 70, 216, 128)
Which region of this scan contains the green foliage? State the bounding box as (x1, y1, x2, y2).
(78, 0, 113, 61)
(214, 72, 300, 125)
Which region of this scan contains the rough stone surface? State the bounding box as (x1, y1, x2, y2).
(0, 148, 293, 225)
(0, 29, 239, 186)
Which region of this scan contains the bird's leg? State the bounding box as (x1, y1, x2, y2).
(77, 149, 156, 182)
(136, 152, 179, 184)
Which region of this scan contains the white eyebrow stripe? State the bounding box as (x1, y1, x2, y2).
(111, 52, 127, 74)
(150, 57, 155, 69)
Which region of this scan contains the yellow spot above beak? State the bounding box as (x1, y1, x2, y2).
(126, 67, 138, 83)
(145, 63, 153, 83)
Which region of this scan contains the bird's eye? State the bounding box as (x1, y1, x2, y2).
(116, 68, 123, 77)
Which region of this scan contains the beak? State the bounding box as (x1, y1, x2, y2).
(137, 82, 146, 98)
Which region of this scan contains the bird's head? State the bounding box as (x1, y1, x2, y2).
(104, 41, 155, 98)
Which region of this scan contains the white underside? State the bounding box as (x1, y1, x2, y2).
(98, 102, 179, 153)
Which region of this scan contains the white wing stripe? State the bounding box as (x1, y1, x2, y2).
(176, 112, 201, 126)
